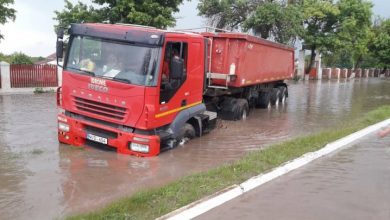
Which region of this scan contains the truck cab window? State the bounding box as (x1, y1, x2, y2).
(65, 35, 160, 86)
(160, 42, 188, 103)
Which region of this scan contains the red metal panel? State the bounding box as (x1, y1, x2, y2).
(204, 33, 294, 88)
(9, 64, 58, 88)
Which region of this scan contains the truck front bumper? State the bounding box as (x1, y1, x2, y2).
(57, 113, 161, 157)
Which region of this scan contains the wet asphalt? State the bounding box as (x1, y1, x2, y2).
(196, 133, 390, 220)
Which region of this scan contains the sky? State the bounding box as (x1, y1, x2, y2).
(0, 0, 388, 57)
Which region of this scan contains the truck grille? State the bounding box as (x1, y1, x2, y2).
(74, 97, 127, 120)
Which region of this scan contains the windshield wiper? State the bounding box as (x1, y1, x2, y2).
(67, 67, 95, 77)
(112, 77, 132, 84)
(99, 75, 132, 84)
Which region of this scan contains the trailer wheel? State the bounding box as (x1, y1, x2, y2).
(256, 91, 271, 109)
(270, 88, 280, 106)
(219, 97, 237, 120)
(178, 123, 196, 145)
(278, 86, 287, 104)
(236, 99, 249, 120)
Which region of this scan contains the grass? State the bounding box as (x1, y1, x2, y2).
(34, 87, 55, 94)
(34, 87, 44, 94)
(67, 105, 390, 220)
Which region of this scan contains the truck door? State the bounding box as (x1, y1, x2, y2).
(157, 40, 189, 118)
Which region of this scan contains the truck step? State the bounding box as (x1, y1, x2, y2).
(203, 111, 217, 121)
(207, 85, 228, 89)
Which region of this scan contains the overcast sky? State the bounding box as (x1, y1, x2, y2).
(0, 0, 388, 57)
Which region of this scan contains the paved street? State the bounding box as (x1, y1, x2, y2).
(197, 133, 390, 220)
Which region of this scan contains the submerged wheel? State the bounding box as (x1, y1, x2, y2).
(178, 123, 195, 145)
(270, 88, 280, 106)
(218, 97, 249, 121)
(219, 97, 237, 120)
(235, 99, 249, 120)
(256, 91, 271, 109)
(278, 86, 287, 104)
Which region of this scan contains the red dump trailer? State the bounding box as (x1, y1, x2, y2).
(203, 32, 294, 88)
(56, 23, 294, 156)
(201, 32, 294, 119)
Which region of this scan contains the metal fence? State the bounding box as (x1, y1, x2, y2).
(10, 64, 58, 88)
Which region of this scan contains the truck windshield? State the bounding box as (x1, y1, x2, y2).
(65, 35, 160, 86)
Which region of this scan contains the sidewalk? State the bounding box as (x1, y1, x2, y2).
(196, 134, 390, 220)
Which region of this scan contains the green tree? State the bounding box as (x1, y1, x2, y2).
(54, 0, 185, 32)
(10, 52, 33, 64)
(0, 0, 16, 40)
(197, 0, 251, 30)
(198, 0, 303, 45)
(369, 18, 390, 68)
(301, 0, 340, 74)
(0, 52, 12, 63)
(336, 0, 372, 68)
(322, 50, 354, 68)
(243, 2, 303, 44)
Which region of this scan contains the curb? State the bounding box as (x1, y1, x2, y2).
(157, 118, 390, 220)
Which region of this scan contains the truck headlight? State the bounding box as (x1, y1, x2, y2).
(58, 122, 70, 132)
(130, 142, 149, 153)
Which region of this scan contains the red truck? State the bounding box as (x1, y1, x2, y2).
(56, 23, 294, 157)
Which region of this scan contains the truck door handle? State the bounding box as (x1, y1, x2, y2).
(181, 99, 187, 107)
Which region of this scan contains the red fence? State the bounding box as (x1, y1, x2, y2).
(10, 64, 58, 88)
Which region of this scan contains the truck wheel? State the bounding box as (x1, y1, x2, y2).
(235, 99, 249, 120)
(278, 86, 287, 104)
(178, 123, 195, 145)
(219, 97, 237, 120)
(270, 88, 280, 106)
(256, 91, 271, 109)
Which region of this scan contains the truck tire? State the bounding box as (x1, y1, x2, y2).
(177, 123, 195, 145)
(235, 99, 249, 120)
(255, 91, 271, 109)
(219, 97, 237, 120)
(270, 88, 280, 106)
(278, 86, 287, 104)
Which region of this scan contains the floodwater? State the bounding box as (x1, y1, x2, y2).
(0, 78, 389, 219)
(197, 133, 390, 220)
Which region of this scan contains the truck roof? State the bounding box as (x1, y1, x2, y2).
(69, 23, 293, 51)
(69, 23, 203, 46)
(84, 23, 204, 36)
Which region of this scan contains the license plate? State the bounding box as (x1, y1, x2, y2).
(86, 134, 108, 145)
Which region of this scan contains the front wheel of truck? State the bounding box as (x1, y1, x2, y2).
(178, 123, 196, 145)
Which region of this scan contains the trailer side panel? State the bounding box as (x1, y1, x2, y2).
(205, 33, 294, 88)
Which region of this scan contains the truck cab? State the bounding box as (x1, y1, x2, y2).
(57, 23, 215, 157)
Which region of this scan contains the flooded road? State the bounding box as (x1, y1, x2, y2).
(197, 133, 390, 220)
(0, 78, 390, 219)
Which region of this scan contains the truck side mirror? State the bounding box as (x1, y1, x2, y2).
(56, 28, 65, 65)
(56, 40, 64, 59)
(170, 58, 184, 80)
(57, 28, 64, 40)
